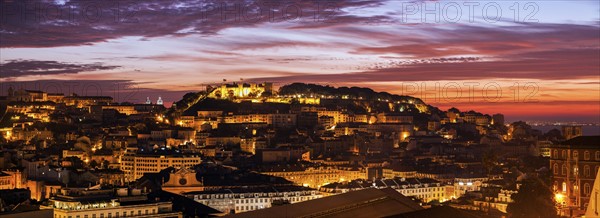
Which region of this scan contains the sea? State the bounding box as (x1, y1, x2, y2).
(532, 125, 600, 136)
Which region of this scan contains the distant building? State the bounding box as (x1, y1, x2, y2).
(454, 177, 489, 198)
(492, 114, 504, 126)
(210, 82, 273, 99)
(320, 177, 450, 203)
(562, 126, 583, 140)
(121, 149, 202, 181)
(222, 188, 423, 218)
(259, 164, 367, 188)
(186, 186, 322, 214)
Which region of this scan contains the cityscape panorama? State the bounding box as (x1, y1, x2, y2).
(0, 1, 599, 218)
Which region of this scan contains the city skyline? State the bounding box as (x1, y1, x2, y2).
(1, 0, 599, 122)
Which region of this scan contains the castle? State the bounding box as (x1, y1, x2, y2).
(209, 82, 273, 99)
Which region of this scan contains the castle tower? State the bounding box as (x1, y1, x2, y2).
(157, 97, 163, 105)
(146, 97, 152, 104)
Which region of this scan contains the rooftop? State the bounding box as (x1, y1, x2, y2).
(224, 188, 423, 218)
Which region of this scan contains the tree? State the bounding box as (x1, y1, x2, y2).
(507, 177, 557, 218)
(89, 160, 99, 169)
(482, 149, 498, 177)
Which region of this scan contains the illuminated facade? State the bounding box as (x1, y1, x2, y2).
(51, 188, 181, 218)
(120, 150, 202, 181)
(320, 178, 450, 203)
(186, 187, 322, 214)
(260, 165, 367, 188)
(210, 82, 273, 99)
(550, 136, 600, 213)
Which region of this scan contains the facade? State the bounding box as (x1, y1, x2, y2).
(210, 82, 273, 99)
(185, 186, 322, 214)
(121, 151, 202, 181)
(260, 165, 367, 188)
(320, 178, 450, 203)
(562, 126, 583, 140)
(51, 188, 181, 218)
(473, 189, 517, 213)
(454, 177, 489, 198)
(550, 136, 600, 212)
(0, 170, 24, 190)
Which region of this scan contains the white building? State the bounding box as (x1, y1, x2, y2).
(185, 186, 322, 214)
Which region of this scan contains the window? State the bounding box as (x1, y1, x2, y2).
(573, 151, 579, 159)
(562, 150, 567, 158)
(562, 182, 567, 192)
(596, 151, 600, 160)
(584, 183, 591, 195)
(562, 164, 567, 175)
(584, 165, 590, 177)
(584, 151, 590, 160)
(554, 150, 558, 158)
(553, 164, 559, 175)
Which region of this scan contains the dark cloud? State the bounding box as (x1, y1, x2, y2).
(0, 59, 120, 78)
(250, 48, 600, 82)
(0, 0, 386, 48)
(0, 79, 190, 104)
(353, 23, 600, 58)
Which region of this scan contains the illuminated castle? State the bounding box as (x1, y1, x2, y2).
(210, 82, 273, 99)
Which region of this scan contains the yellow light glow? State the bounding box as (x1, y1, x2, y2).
(555, 193, 564, 203)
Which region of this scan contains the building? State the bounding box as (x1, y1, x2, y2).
(473, 188, 517, 213)
(62, 95, 113, 108)
(454, 177, 489, 198)
(320, 178, 450, 203)
(50, 187, 182, 218)
(550, 136, 600, 214)
(222, 188, 423, 218)
(7, 88, 48, 102)
(562, 126, 583, 140)
(259, 164, 367, 188)
(210, 82, 273, 99)
(0, 170, 24, 190)
(584, 170, 600, 217)
(491, 114, 504, 126)
(185, 186, 322, 214)
(120, 150, 202, 181)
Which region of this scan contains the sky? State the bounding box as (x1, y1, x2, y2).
(0, 0, 599, 122)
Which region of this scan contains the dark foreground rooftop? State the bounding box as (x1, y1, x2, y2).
(224, 188, 423, 218)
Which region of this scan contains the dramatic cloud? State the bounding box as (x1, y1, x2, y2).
(0, 60, 120, 78)
(0, 0, 385, 48)
(0, 0, 598, 121)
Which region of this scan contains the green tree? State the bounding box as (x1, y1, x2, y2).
(507, 177, 557, 218)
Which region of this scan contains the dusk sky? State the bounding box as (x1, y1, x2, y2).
(1, 0, 599, 122)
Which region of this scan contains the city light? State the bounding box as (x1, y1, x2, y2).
(0, 1, 596, 217)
